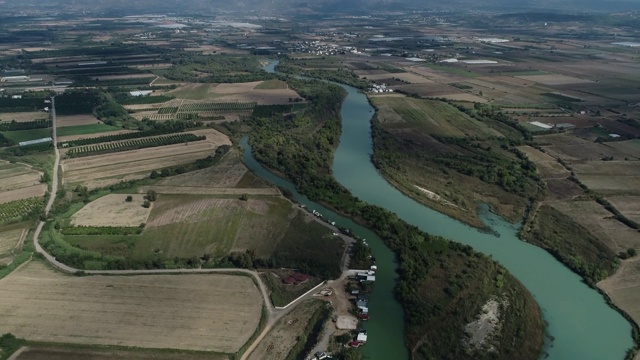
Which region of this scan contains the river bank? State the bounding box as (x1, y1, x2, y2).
(254, 60, 545, 359)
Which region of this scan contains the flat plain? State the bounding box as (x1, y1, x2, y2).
(0, 261, 263, 353)
(70, 194, 152, 227)
(0, 161, 46, 205)
(61, 129, 231, 189)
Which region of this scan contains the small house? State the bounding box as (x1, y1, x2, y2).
(356, 332, 368, 343)
(356, 300, 368, 308)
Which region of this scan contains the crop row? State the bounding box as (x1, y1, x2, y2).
(0, 197, 44, 223)
(66, 133, 206, 158)
(121, 95, 174, 105)
(177, 102, 256, 113)
(158, 107, 178, 114)
(58, 128, 181, 147)
(0, 119, 51, 131)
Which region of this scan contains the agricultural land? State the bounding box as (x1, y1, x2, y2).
(1, 6, 640, 360)
(0, 261, 262, 354)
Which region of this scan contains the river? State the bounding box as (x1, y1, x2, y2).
(253, 60, 633, 359)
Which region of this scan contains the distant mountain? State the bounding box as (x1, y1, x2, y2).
(4, 0, 640, 15)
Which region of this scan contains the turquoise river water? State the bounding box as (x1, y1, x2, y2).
(249, 60, 633, 359)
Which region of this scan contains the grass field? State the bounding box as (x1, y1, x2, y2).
(66, 194, 317, 260)
(57, 124, 121, 137)
(1, 128, 51, 143)
(0, 261, 262, 353)
(371, 95, 501, 138)
(70, 194, 152, 227)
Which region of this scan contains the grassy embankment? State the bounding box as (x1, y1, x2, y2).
(371, 96, 543, 228)
(246, 75, 544, 358)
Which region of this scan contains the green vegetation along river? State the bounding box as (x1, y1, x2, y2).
(256, 60, 633, 359)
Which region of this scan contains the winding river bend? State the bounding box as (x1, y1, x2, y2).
(254, 61, 633, 359)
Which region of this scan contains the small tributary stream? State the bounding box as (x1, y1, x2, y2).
(249, 60, 633, 360)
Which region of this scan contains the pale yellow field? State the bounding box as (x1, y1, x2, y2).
(0, 112, 48, 122)
(0, 227, 26, 256)
(56, 114, 101, 127)
(518, 146, 571, 179)
(516, 74, 593, 85)
(550, 200, 640, 253)
(0, 261, 263, 353)
(71, 194, 152, 227)
(599, 256, 640, 329)
(0, 161, 46, 205)
(58, 129, 138, 144)
(62, 129, 231, 189)
(607, 196, 640, 224)
(210, 81, 262, 94)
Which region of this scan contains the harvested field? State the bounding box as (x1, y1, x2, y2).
(0, 162, 46, 205)
(56, 114, 101, 128)
(0, 261, 262, 353)
(518, 146, 570, 179)
(0, 224, 27, 256)
(516, 74, 593, 85)
(607, 196, 640, 224)
(609, 140, 640, 160)
(549, 200, 640, 253)
(599, 256, 640, 329)
(15, 347, 227, 360)
(94, 74, 156, 81)
(437, 93, 488, 103)
(393, 83, 461, 97)
(57, 129, 138, 144)
(157, 149, 256, 188)
(0, 112, 48, 122)
(139, 186, 279, 196)
(572, 161, 640, 193)
(539, 133, 632, 161)
(247, 300, 323, 360)
(71, 194, 152, 227)
(61, 129, 230, 189)
(210, 82, 262, 94)
(210, 89, 301, 105)
(255, 80, 288, 89)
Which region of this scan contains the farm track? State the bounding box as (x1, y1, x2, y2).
(24, 97, 357, 360)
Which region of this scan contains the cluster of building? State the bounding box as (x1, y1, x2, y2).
(285, 41, 362, 56)
(369, 84, 393, 94)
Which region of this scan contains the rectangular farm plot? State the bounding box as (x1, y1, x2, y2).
(518, 146, 570, 179)
(71, 194, 152, 227)
(572, 161, 640, 193)
(606, 196, 640, 224)
(56, 124, 121, 137)
(516, 74, 593, 85)
(61, 129, 231, 189)
(0, 161, 46, 205)
(0, 261, 263, 353)
(0, 224, 27, 256)
(56, 114, 101, 128)
(372, 96, 501, 138)
(550, 200, 640, 253)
